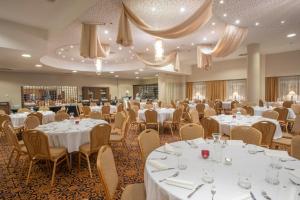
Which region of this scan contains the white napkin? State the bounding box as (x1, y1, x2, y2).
(232, 193, 251, 200)
(264, 149, 290, 159)
(164, 178, 195, 190)
(228, 140, 244, 146)
(164, 143, 176, 153)
(148, 160, 168, 170)
(289, 169, 300, 184)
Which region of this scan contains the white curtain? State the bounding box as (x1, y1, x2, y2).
(192, 82, 206, 100)
(226, 79, 246, 101)
(158, 74, 185, 104)
(278, 76, 300, 101)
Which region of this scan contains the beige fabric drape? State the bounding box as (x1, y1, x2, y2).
(205, 80, 227, 101)
(135, 51, 180, 71)
(80, 24, 110, 59)
(197, 25, 248, 69)
(186, 82, 193, 100)
(265, 77, 278, 102)
(117, 0, 212, 46)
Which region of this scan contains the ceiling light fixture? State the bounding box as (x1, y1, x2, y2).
(104, 30, 109, 34)
(154, 39, 164, 61)
(212, 22, 216, 26)
(255, 22, 260, 26)
(136, 77, 140, 79)
(81, 60, 85, 63)
(191, 42, 194, 46)
(287, 33, 296, 38)
(146, 48, 149, 51)
(72, 70, 77, 73)
(281, 20, 285, 24)
(62, 55, 66, 58)
(139, 68, 144, 72)
(176, 46, 180, 49)
(60, 48, 64, 51)
(108, 38, 112, 41)
(115, 75, 119, 78)
(180, 7, 185, 12)
(203, 37, 207, 41)
(21, 54, 31, 58)
(95, 59, 102, 75)
(211, 30, 215, 34)
(135, 72, 139, 75)
(219, 0, 224, 4)
(58, 51, 62, 55)
(118, 46, 122, 50)
(223, 13, 227, 17)
(235, 19, 240, 24)
(70, 45, 74, 48)
(35, 64, 43, 67)
(110, 71, 115, 74)
(151, 7, 156, 12)
(70, 57, 74, 61)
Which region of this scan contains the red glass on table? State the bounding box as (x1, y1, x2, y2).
(75, 120, 80, 124)
(201, 150, 210, 159)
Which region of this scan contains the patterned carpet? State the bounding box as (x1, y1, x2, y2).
(0, 126, 179, 200)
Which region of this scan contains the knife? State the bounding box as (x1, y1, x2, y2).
(250, 191, 257, 200)
(151, 168, 175, 173)
(187, 184, 204, 198)
(155, 150, 171, 154)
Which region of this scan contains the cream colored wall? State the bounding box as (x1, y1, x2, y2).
(0, 71, 138, 107)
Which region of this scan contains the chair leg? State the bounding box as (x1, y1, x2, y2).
(66, 155, 71, 172)
(86, 154, 92, 178)
(7, 149, 15, 169)
(51, 160, 57, 186)
(14, 152, 20, 168)
(78, 152, 81, 171)
(26, 160, 33, 185)
(169, 124, 174, 136)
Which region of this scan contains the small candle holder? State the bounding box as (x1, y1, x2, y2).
(224, 157, 232, 165)
(201, 150, 210, 159)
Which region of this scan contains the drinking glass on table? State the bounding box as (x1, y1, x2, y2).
(175, 152, 187, 170)
(238, 171, 252, 189)
(201, 167, 214, 183)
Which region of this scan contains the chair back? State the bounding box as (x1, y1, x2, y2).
(0, 114, 11, 132)
(114, 112, 126, 129)
(291, 135, 300, 160)
(133, 102, 140, 109)
(273, 107, 288, 122)
(204, 108, 216, 117)
(97, 145, 119, 200)
(2, 120, 21, 151)
(90, 124, 111, 153)
(138, 129, 160, 163)
(0, 109, 6, 114)
(104, 102, 110, 106)
(242, 106, 254, 116)
(18, 108, 31, 113)
(292, 114, 300, 134)
(170, 100, 176, 108)
(231, 100, 239, 109)
(252, 121, 276, 147)
(230, 126, 262, 145)
(82, 106, 91, 116)
(117, 103, 124, 112)
(145, 104, 154, 110)
(232, 108, 247, 115)
(179, 123, 204, 140)
(24, 115, 40, 130)
(23, 129, 51, 160)
(196, 103, 205, 114)
(291, 104, 300, 115)
(145, 110, 158, 123)
(172, 109, 182, 123)
(39, 106, 49, 111)
(190, 110, 200, 124)
(55, 112, 70, 121)
(207, 101, 214, 108)
(127, 109, 137, 123)
(102, 105, 110, 115)
(158, 101, 162, 108)
(28, 112, 43, 124)
(259, 99, 264, 107)
(283, 101, 294, 108)
(262, 110, 279, 120)
(202, 117, 219, 138)
(90, 112, 102, 119)
(214, 101, 222, 114)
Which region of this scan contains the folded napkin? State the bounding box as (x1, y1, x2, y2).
(148, 160, 168, 170)
(232, 193, 251, 200)
(264, 149, 290, 159)
(164, 178, 195, 190)
(164, 143, 176, 153)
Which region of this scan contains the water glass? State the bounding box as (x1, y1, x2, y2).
(265, 167, 280, 185)
(212, 133, 221, 143)
(270, 157, 282, 169)
(238, 172, 252, 189)
(201, 168, 214, 183)
(247, 144, 257, 154)
(177, 157, 187, 170)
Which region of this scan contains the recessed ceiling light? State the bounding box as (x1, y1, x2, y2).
(35, 64, 43, 68)
(118, 46, 122, 50)
(110, 71, 114, 74)
(287, 33, 296, 38)
(115, 75, 119, 78)
(108, 38, 112, 41)
(203, 37, 207, 41)
(72, 70, 77, 73)
(211, 30, 215, 34)
(180, 7, 185, 12)
(155, 74, 159, 77)
(70, 45, 74, 48)
(255, 22, 260, 26)
(223, 13, 227, 17)
(235, 19, 240, 24)
(131, 46, 135, 50)
(134, 72, 139, 75)
(136, 77, 140, 79)
(104, 30, 109, 34)
(70, 57, 74, 61)
(139, 68, 144, 72)
(60, 48, 64, 51)
(219, 0, 224, 4)
(129, 50, 132, 53)
(146, 48, 149, 51)
(81, 60, 85, 63)
(97, 73, 101, 76)
(58, 51, 62, 55)
(62, 55, 66, 58)
(21, 54, 31, 58)
(211, 22, 216, 26)
(151, 7, 156, 12)
(281, 20, 285, 24)
(176, 46, 180, 49)
(191, 42, 194, 46)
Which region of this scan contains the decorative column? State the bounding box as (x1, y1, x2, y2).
(247, 43, 261, 104)
(260, 54, 266, 100)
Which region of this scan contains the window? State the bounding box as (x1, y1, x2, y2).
(226, 79, 246, 101)
(192, 81, 206, 100)
(278, 76, 300, 101)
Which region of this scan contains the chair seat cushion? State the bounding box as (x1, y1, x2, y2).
(18, 140, 24, 146)
(79, 143, 91, 155)
(50, 147, 67, 160)
(20, 145, 27, 153)
(110, 134, 123, 141)
(121, 183, 146, 200)
(273, 138, 291, 146)
(282, 132, 293, 139)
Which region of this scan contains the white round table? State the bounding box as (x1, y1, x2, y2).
(211, 115, 282, 139)
(90, 105, 117, 113)
(9, 111, 55, 128)
(138, 108, 175, 124)
(252, 106, 296, 119)
(140, 102, 159, 109)
(36, 119, 108, 153)
(222, 101, 232, 109)
(188, 103, 209, 110)
(145, 139, 300, 200)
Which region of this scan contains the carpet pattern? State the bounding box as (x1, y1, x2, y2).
(0, 126, 179, 200)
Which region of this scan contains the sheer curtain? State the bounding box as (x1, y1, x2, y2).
(158, 74, 185, 103)
(278, 76, 300, 101)
(192, 82, 206, 100)
(226, 79, 246, 101)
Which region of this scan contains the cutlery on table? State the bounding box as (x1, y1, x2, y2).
(250, 191, 257, 200)
(155, 150, 171, 155)
(150, 156, 167, 160)
(261, 190, 272, 200)
(151, 168, 175, 173)
(280, 158, 297, 162)
(159, 171, 179, 182)
(187, 184, 204, 198)
(290, 178, 300, 186)
(211, 185, 216, 200)
(284, 167, 295, 170)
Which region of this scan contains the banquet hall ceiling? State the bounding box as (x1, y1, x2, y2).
(0, 0, 299, 79)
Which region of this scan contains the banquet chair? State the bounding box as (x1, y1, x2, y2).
(97, 145, 146, 200)
(273, 107, 289, 131)
(158, 101, 162, 108)
(214, 100, 223, 115)
(190, 110, 200, 124)
(283, 101, 294, 108)
(0, 109, 6, 114)
(82, 106, 91, 118)
(54, 112, 70, 121)
(0, 114, 11, 134)
(78, 123, 111, 178)
(23, 129, 70, 186)
(17, 108, 31, 113)
(117, 103, 124, 112)
(102, 105, 112, 123)
(291, 104, 300, 115)
(259, 99, 264, 107)
(163, 109, 182, 135)
(232, 108, 248, 115)
(28, 112, 43, 125)
(89, 111, 102, 119)
(243, 106, 254, 116)
(170, 100, 176, 109)
(145, 103, 154, 110)
(181, 111, 192, 124)
(2, 120, 27, 169)
(262, 110, 279, 120)
(230, 126, 262, 145)
(24, 115, 40, 131)
(291, 135, 300, 160)
(289, 104, 300, 134)
(138, 129, 160, 164)
(144, 110, 159, 132)
(291, 114, 300, 134)
(196, 103, 205, 119)
(201, 117, 220, 139)
(110, 119, 130, 151)
(207, 100, 214, 108)
(104, 102, 111, 106)
(133, 102, 140, 109)
(112, 112, 126, 133)
(204, 108, 217, 118)
(252, 121, 276, 148)
(39, 106, 49, 111)
(128, 108, 143, 133)
(179, 123, 204, 140)
(90, 102, 97, 107)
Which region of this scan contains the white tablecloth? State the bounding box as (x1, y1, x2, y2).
(188, 103, 209, 110)
(211, 115, 282, 139)
(252, 106, 296, 119)
(145, 139, 300, 200)
(36, 119, 108, 152)
(140, 102, 159, 109)
(90, 105, 117, 113)
(9, 111, 55, 128)
(138, 108, 175, 124)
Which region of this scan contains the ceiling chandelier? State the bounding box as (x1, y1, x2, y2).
(95, 58, 102, 75)
(154, 39, 164, 61)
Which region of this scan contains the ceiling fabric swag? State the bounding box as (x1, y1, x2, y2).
(197, 25, 248, 69)
(80, 23, 110, 59)
(117, 0, 213, 46)
(135, 51, 180, 71)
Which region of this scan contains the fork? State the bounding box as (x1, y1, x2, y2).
(159, 171, 179, 182)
